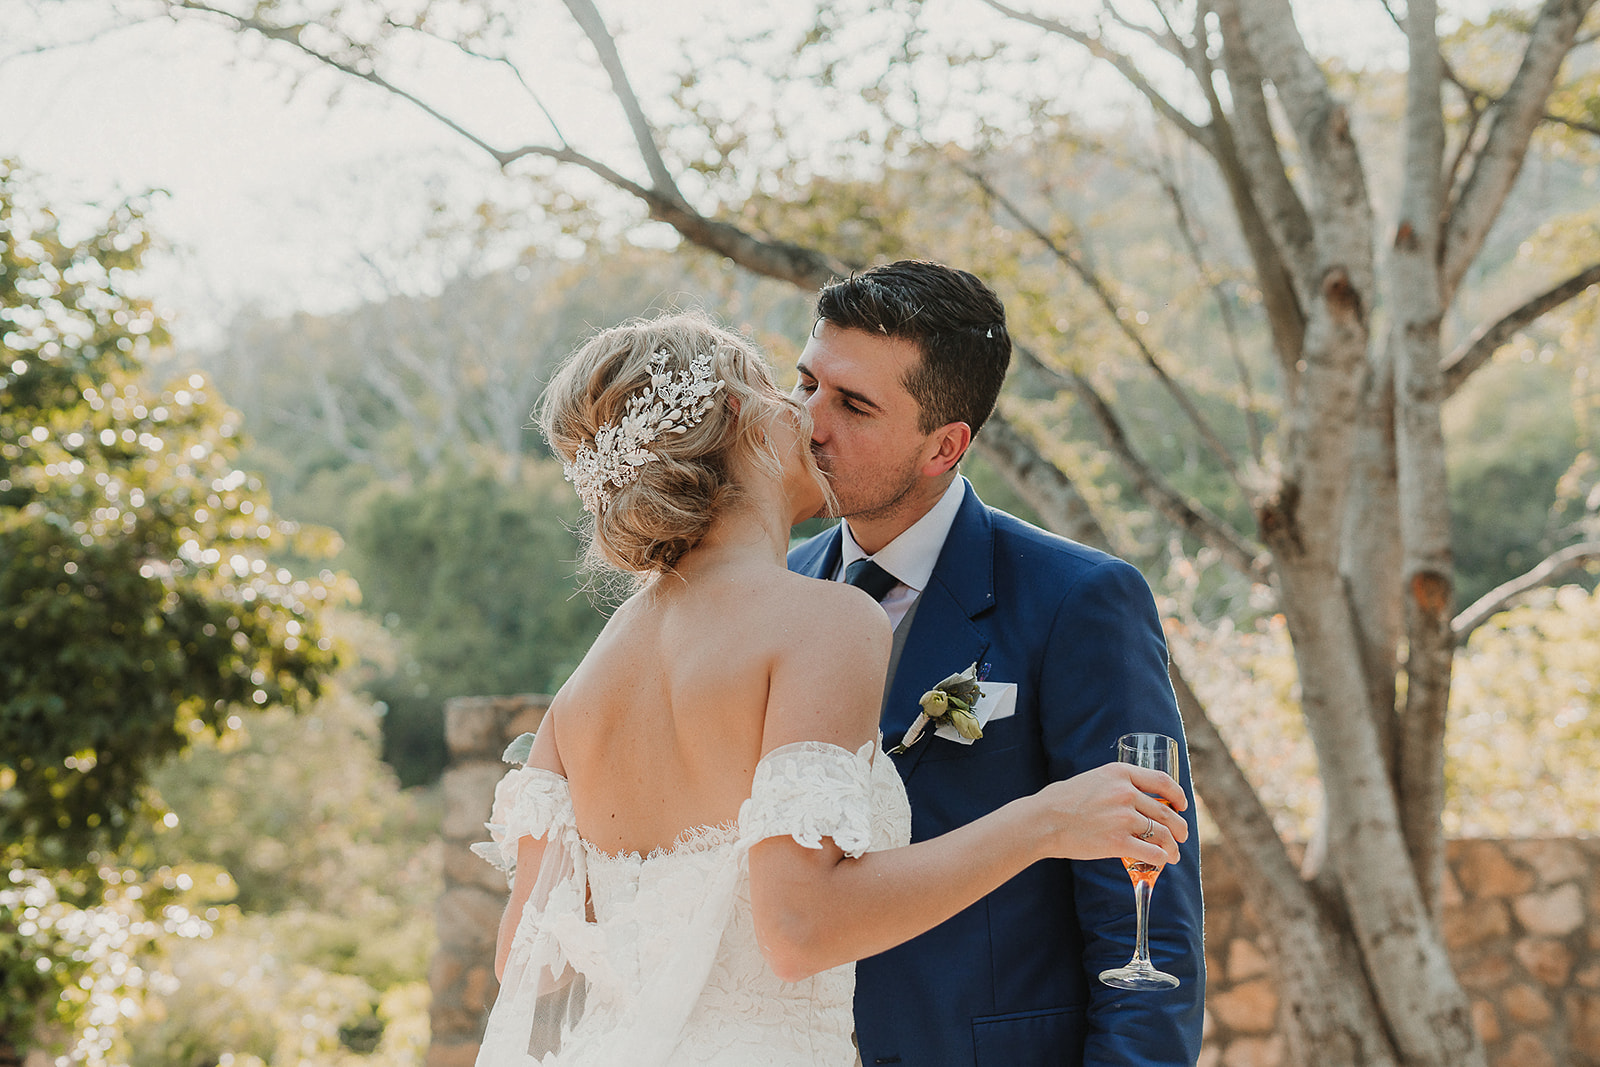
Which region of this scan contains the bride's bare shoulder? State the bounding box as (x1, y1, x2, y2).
(759, 571, 891, 661)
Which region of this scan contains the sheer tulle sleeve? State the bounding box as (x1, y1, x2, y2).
(472, 764, 577, 883)
(738, 740, 880, 858)
(473, 765, 594, 1066)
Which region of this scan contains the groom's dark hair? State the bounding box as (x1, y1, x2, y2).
(815, 260, 1011, 437)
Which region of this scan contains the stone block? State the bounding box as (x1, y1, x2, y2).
(446, 697, 507, 758)
(463, 962, 498, 1016)
(446, 842, 511, 893)
(1211, 979, 1279, 1034)
(426, 1041, 483, 1067)
(1512, 883, 1584, 936)
(1455, 952, 1514, 991)
(1227, 938, 1271, 982)
(1514, 936, 1574, 986)
(1567, 991, 1600, 1060)
(1471, 997, 1501, 1045)
(1578, 962, 1600, 990)
(1508, 839, 1588, 887)
(1503, 982, 1553, 1026)
(442, 763, 508, 841)
(1494, 1033, 1555, 1067)
(1456, 840, 1535, 899)
(507, 701, 547, 739)
(437, 886, 504, 954)
(1197, 1046, 1222, 1067)
(1443, 897, 1511, 950)
(1220, 1034, 1285, 1067)
(430, 951, 465, 995)
(429, 997, 485, 1045)
(1439, 863, 1464, 908)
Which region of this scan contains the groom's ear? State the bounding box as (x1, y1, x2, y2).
(922, 422, 972, 478)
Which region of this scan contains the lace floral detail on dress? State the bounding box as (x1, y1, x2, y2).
(738, 740, 880, 859)
(471, 766, 576, 880)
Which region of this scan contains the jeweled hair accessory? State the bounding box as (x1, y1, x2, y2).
(564, 348, 726, 514)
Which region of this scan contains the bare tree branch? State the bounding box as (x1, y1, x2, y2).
(421, 23, 572, 146)
(1169, 661, 1309, 913)
(1209, 0, 1317, 299)
(1222, 0, 1374, 276)
(1105, 0, 1186, 64)
(970, 410, 1115, 553)
(558, 0, 684, 204)
(166, 0, 851, 292)
(1151, 157, 1267, 465)
(1194, 2, 1311, 379)
(1011, 343, 1271, 580)
(977, 0, 1212, 148)
(0, 11, 164, 69)
(1441, 0, 1597, 305)
(1390, 0, 1454, 918)
(1452, 540, 1600, 644)
(171, 1, 528, 166)
(962, 163, 1245, 485)
(1443, 261, 1600, 396)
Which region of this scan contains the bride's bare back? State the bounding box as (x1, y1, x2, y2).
(550, 562, 888, 858)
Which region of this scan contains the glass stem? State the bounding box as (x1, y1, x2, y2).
(1131, 878, 1155, 967)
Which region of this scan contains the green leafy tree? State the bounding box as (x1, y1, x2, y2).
(124, 667, 439, 1067)
(343, 457, 607, 784)
(0, 159, 336, 1057)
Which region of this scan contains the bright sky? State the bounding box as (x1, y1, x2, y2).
(2, 0, 1422, 348)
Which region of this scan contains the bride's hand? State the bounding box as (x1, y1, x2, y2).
(1028, 764, 1188, 867)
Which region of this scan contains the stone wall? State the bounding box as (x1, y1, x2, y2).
(430, 694, 1600, 1066)
(1201, 835, 1600, 1067)
(428, 695, 550, 1067)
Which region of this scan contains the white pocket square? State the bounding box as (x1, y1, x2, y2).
(935, 682, 1017, 745)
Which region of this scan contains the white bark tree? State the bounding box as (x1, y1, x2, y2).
(122, 0, 1600, 1062)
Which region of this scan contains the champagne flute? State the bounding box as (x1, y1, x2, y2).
(1098, 731, 1182, 990)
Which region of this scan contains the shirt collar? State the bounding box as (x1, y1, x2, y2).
(838, 477, 967, 592)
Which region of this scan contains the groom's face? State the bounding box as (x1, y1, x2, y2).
(792, 323, 941, 534)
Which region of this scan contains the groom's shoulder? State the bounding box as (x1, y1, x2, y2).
(786, 525, 836, 571)
(981, 500, 1121, 570)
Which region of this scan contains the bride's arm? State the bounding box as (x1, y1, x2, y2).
(748, 762, 1186, 983)
(747, 589, 1187, 983)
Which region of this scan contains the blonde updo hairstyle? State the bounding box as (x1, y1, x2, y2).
(539, 311, 829, 578)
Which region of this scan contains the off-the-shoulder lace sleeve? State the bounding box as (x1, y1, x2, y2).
(471, 765, 575, 878)
(738, 740, 879, 859)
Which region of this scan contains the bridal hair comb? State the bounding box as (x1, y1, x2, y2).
(564, 348, 726, 514)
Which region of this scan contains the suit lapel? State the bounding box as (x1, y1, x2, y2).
(882, 482, 997, 777)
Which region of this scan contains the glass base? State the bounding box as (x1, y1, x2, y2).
(1098, 963, 1181, 990)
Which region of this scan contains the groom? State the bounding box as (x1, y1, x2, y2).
(788, 260, 1205, 1066)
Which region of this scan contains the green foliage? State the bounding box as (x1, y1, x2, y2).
(342, 458, 606, 784)
(0, 159, 338, 1058)
(1448, 584, 1600, 837)
(0, 864, 213, 1066)
(1177, 585, 1600, 840)
(0, 160, 336, 869)
(118, 674, 439, 1066)
(144, 671, 440, 946)
(1447, 339, 1594, 608)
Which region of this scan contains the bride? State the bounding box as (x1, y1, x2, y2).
(472, 311, 1187, 1066)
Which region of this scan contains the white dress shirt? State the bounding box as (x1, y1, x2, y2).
(833, 477, 967, 631)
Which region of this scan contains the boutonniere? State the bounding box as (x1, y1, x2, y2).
(888, 662, 988, 755)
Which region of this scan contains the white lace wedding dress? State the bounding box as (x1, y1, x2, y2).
(472, 739, 912, 1067)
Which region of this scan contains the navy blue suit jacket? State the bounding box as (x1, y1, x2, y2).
(788, 481, 1204, 1066)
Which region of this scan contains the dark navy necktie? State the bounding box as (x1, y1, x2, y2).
(844, 558, 899, 602)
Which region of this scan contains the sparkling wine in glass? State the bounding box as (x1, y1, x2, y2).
(1098, 731, 1182, 990)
